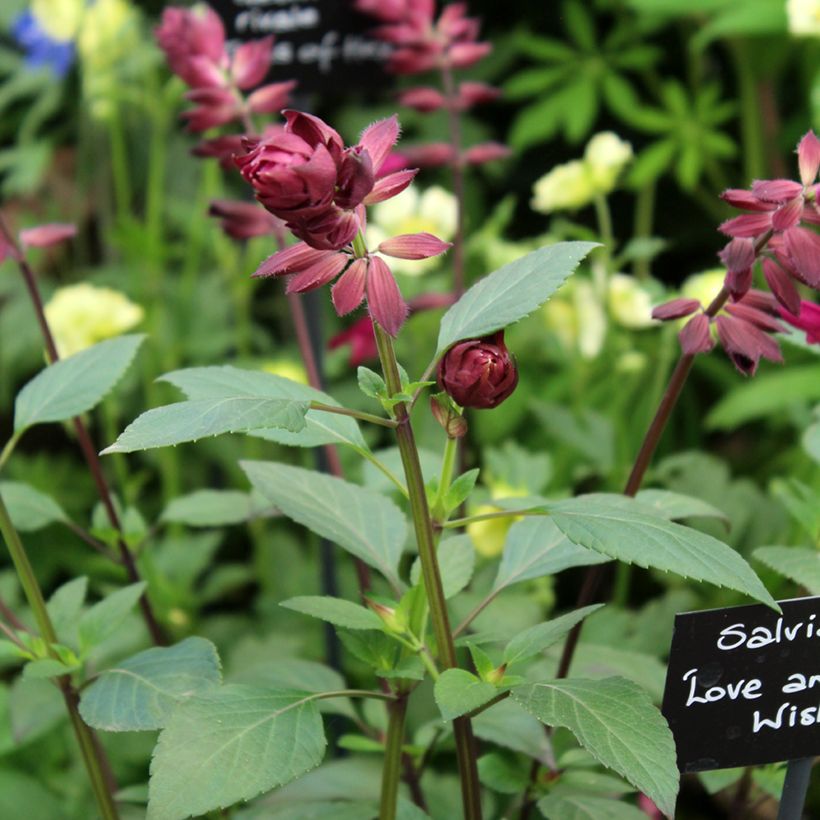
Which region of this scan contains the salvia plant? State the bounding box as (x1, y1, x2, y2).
(0, 2, 819, 820)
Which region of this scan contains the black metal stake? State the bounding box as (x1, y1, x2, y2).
(777, 758, 813, 820)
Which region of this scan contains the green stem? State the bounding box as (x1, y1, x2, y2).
(431, 433, 459, 521)
(356, 449, 409, 499)
(632, 182, 656, 279)
(372, 323, 483, 820)
(443, 508, 537, 528)
(0, 432, 21, 473)
(0, 495, 119, 820)
(310, 402, 398, 429)
(379, 695, 409, 820)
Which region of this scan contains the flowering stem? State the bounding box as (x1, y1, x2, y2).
(372, 323, 483, 820)
(0, 217, 166, 646)
(379, 695, 409, 820)
(0, 494, 120, 820)
(441, 62, 467, 298)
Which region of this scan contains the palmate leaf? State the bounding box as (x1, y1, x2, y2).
(241, 461, 406, 588)
(79, 638, 222, 731)
(14, 335, 144, 432)
(436, 242, 597, 354)
(148, 686, 326, 820)
(512, 677, 678, 818)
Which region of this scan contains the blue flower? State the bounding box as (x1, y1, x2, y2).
(12, 10, 75, 78)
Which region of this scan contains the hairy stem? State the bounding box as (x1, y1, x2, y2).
(379, 695, 409, 820)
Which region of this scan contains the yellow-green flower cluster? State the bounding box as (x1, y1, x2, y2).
(531, 132, 633, 215)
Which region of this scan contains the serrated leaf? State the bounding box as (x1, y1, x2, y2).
(102, 397, 309, 454)
(503, 605, 604, 667)
(434, 669, 498, 721)
(537, 793, 647, 820)
(241, 461, 406, 588)
(148, 686, 326, 820)
(160, 366, 367, 450)
(78, 582, 147, 650)
(754, 546, 820, 595)
(544, 496, 777, 609)
(634, 489, 728, 524)
(436, 242, 597, 354)
(161, 490, 275, 527)
(79, 637, 222, 731)
(410, 535, 475, 599)
(14, 335, 144, 432)
(492, 518, 606, 594)
(513, 677, 678, 818)
(281, 596, 383, 631)
(0, 481, 68, 532)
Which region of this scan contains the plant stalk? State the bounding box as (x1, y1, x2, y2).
(372, 323, 483, 820)
(379, 695, 409, 820)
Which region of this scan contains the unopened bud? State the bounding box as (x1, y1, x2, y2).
(365, 598, 404, 633)
(430, 393, 468, 438)
(485, 663, 507, 685)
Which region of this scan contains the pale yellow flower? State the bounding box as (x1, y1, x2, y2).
(466, 482, 527, 558)
(531, 160, 596, 214)
(261, 358, 308, 385)
(45, 284, 144, 358)
(542, 278, 607, 359)
(681, 269, 725, 307)
(370, 185, 457, 276)
(788, 0, 820, 36)
(584, 132, 633, 192)
(31, 0, 85, 41)
(607, 274, 656, 329)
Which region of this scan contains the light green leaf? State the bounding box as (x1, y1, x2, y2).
(78, 582, 147, 650)
(148, 686, 326, 820)
(21, 658, 76, 680)
(513, 677, 678, 818)
(538, 793, 647, 820)
(493, 518, 606, 594)
(544, 496, 777, 608)
(804, 420, 820, 464)
(0, 769, 63, 820)
(503, 605, 604, 667)
(436, 242, 597, 354)
(434, 669, 498, 721)
(472, 698, 551, 759)
(102, 398, 309, 454)
(161, 490, 275, 527)
(160, 366, 367, 450)
(241, 461, 406, 587)
(46, 577, 87, 638)
(79, 637, 222, 731)
(14, 335, 144, 432)
(634, 489, 728, 524)
(281, 597, 384, 631)
(0, 481, 68, 532)
(477, 752, 531, 794)
(754, 546, 820, 595)
(410, 535, 475, 599)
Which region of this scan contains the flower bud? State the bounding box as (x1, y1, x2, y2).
(430, 393, 468, 438)
(437, 330, 518, 409)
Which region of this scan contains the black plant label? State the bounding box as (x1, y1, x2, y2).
(662, 596, 820, 772)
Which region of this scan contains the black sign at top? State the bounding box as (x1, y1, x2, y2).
(662, 596, 820, 773)
(210, 0, 392, 93)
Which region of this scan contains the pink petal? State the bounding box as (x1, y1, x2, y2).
(363, 169, 418, 205)
(19, 223, 77, 248)
(779, 301, 820, 343)
(719, 213, 772, 238)
(246, 80, 296, 114)
(740, 288, 779, 315)
(401, 142, 456, 168)
(252, 242, 330, 277)
(725, 267, 753, 300)
(359, 115, 401, 175)
(464, 142, 511, 165)
(719, 237, 755, 272)
(716, 314, 782, 376)
(285, 252, 348, 293)
(725, 302, 785, 333)
(772, 196, 804, 232)
(651, 298, 701, 321)
(231, 37, 273, 90)
(762, 258, 802, 315)
(784, 226, 820, 287)
(751, 178, 804, 203)
(679, 314, 714, 355)
(331, 258, 368, 315)
(798, 131, 820, 186)
(398, 87, 446, 112)
(378, 232, 452, 260)
(448, 41, 492, 69)
(720, 189, 775, 212)
(366, 256, 408, 336)
(457, 81, 502, 109)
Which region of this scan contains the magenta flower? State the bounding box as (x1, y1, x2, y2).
(19, 223, 76, 249)
(779, 300, 820, 344)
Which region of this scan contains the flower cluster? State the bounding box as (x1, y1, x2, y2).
(239, 112, 451, 335)
(653, 131, 820, 375)
(155, 5, 294, 133)
(355, 0, 508, 171)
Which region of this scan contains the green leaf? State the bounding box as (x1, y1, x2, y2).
(281, 596, 384, 631)
(477, 752, 531, 794)
(544, 496, 777, 608)
(436, 242, 597, 354)
(538, 793, 647, 820)
(803, 420, 820, 464)
(148, 686, 326, 820)
(21, 658, 77, 679)
(241, 461, 406, 588)
(0, 769, 63, 820)
(492, 518, 606, 595)
(46, 577, 87, 639)
(634, 489, 728, 525)
(706, 366, 820, 430)
(79, 637, 222, 731)
(513, 677, 678, 818)
(78, 582, 147, 650)
(161, 490, 275, 527)
(754, 546, 820, 595)
(434, 669, 498, 720)
(410, 535, 475, 599)
(503, 605, 604, 667)
(444, 469, 480, 512)
(160, 365, 367, 450)
(472, 698, 551, 759)
(0, 481, 68, 532)
(102, 397, 309, 454)
(357, 367, 385, 398)
(14, 335, 144, 432)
